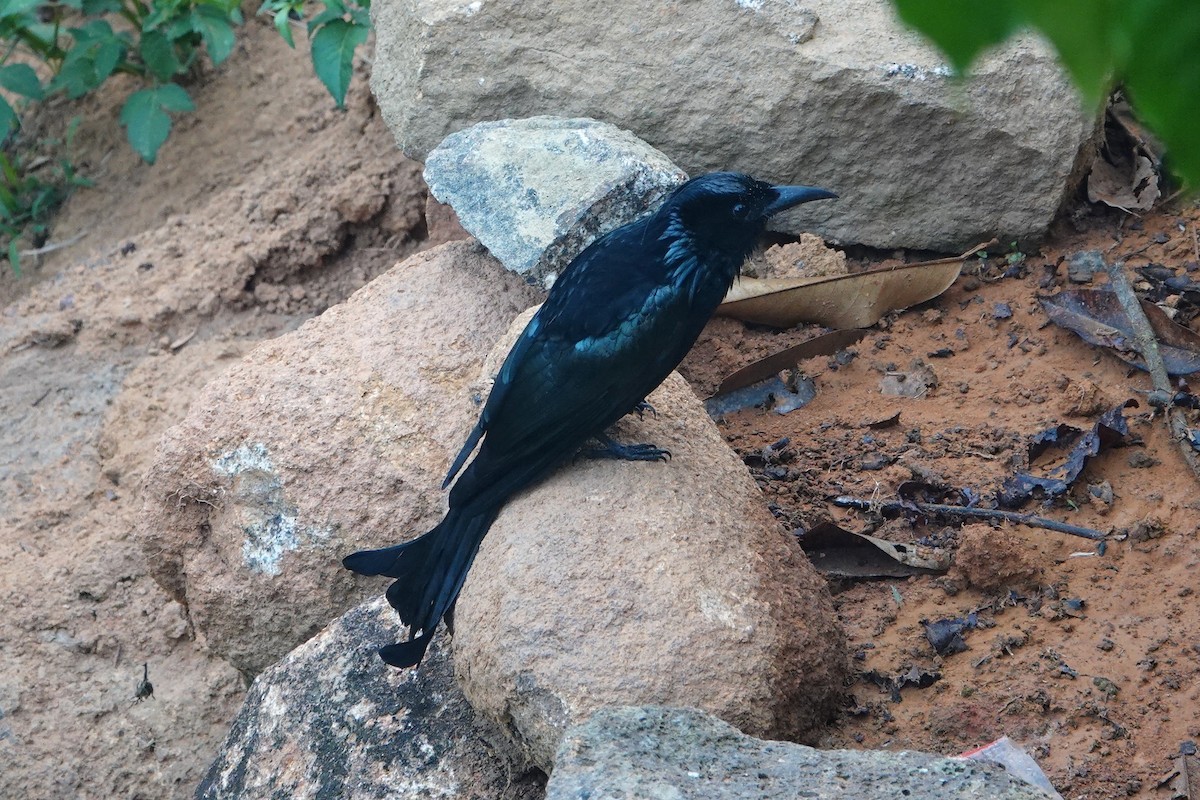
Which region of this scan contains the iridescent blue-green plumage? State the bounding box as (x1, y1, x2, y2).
(343, 172, 836, 668)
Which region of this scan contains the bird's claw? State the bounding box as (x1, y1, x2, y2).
(583, 436, 671, 462)
(632, 400, 658, 419)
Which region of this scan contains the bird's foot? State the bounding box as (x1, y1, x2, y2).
(584, 433, 671, 462)
(632, 400, 657, 419)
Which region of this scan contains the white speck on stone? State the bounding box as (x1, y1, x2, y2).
(883, 62, 953, 81)
(698, 589, 742, 629)
(264, 684, 286, 719)
(210, 441, 334, 575)
(463, 0, 482, 14)
(348, 699, 375, 721)
(241, 512, 301, 576)
(736, 0, 765, 10)
(212, 441, 274, 476)
(416, 734, 437, 759)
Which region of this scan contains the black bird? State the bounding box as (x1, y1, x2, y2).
(343, 172, 836, 668)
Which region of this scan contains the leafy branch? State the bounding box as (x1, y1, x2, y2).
(258, 0, 369, 108)
(892, 0, 1200, 188)
(0, 0, 370, 271)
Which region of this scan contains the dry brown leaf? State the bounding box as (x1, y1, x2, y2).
(719, 244, 988, 329)
(1086, 94, 1162, 212)
(1087, 154, 1159, 211)
(1157, 753, 1200, 799)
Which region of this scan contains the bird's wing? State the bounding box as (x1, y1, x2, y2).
(444, 218, 673, 489)
(449, 252, 704, 509)
(442, 328, 535, 488)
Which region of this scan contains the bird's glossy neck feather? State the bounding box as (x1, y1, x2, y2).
(661, 211, 743, 307)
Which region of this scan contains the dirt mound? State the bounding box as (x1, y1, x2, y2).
(0, 19, 430, 799)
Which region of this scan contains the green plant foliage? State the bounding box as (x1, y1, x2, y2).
(893, 0, 1200, 187)
(259, 0, 370, 108)
(310, 18, 366, 107)
(120, 83, 194, 163)
(0, 120, 90, 273)
(0, 0, 243, 163)
(0, 0, 371, 271)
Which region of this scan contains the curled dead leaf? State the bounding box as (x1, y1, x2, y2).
(1086, 94, 1163, 213)
(1087, 154, 1159, 212)
(799, 520, 950, 578)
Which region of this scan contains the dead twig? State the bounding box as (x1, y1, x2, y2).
(19, 229, 88, 257)
(832, 496, 1107, 541)
(1105, 260, 1200, 483)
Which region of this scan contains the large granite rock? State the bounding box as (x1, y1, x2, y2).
(452, 310, 850, 771)
(138, 241, 541, 674)
(196, 597, 545, 800)
(370, 0, 1095, 251)
(424, 116, 688, 286)
(546, 706, 1056, 800)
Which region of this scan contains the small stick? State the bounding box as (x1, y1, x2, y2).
(832, 496, 1107, 541)
(1104, 260, 1200, 482)
(1192, 222, 1200, 264)
(19, 230, 88, 257)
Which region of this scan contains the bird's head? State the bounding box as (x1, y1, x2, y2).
(661, 172, 837, 268)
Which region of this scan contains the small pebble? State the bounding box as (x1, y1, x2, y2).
(1128, 451, 1159, 469)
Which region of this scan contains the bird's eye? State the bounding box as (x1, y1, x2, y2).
(732, 202, 749, 218)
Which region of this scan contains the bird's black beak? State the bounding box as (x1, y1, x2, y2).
(763, 185, 838, 217)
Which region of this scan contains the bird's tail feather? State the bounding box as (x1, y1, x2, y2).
(343, 505, 499, 668)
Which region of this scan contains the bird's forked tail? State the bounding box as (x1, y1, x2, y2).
(342, 505, 499, 668)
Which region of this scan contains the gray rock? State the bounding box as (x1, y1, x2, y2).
(1067, 249, 1105, 283)
(546, 706, 1055, 800)
(371, 0, 1095, 251)
(138, 241, 541, 674)
(424, 117, 688, 286)
(453, 310, 849, 771)
(196, 597, 545, 800)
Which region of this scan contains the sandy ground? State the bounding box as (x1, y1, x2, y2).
(2, 16, 1199, 799)
(682, 205, 1200, 799)
(0, 21, 428, 799)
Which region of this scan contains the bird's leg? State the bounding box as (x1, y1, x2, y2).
(583, 431, 671, 462)
(631, 400, 657, 419)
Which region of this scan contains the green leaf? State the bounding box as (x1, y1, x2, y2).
(191, 4, 236, 64)
(310, 18, 367, 107)
(139, 30, 182, 81)
(0, 95, 15, 142)
(154, 82, 194, 111)
(890, 0, 1200, 187)
(0, 63, 43, 99)
(119, 85, 193, 163)
(80, 0, 123, 13)
(52, 59, 96, 99)
(94, 37, 125, 81)
(892, 0, 1020, 73)
(1015, 0, 1118, 105)
(306, 5, 343, 32)
(143, 0, 185, 32)
(8, 237, 20, 276)
(273, 7, 295, 47)
(1120, 0, 1200, 185)
(0, 0, 42, 21)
